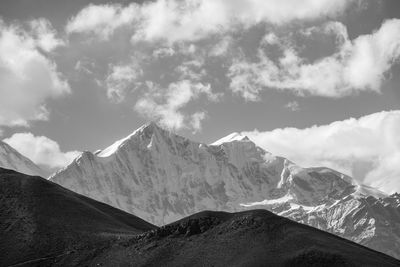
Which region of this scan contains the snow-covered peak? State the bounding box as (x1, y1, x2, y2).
(210, 132, 250, 146)
(352, 183, 388, 199)
(97, 122, 163, 157)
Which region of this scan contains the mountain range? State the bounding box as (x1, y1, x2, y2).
(47, 122, 400, 259)
(1, 168, 399, 266)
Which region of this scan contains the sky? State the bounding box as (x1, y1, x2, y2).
(0, 0, 400, 193)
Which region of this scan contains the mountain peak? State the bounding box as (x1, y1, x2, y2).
(138, 121, 162, 132)
(0, 140, 45, 177)
(210, 132, 250, 146)
(97, 122, 167, 157)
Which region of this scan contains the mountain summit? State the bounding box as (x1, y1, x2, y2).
(0, 141, 44, 177)
(210, 132, 250, 145)
(50, 123, 400, 259)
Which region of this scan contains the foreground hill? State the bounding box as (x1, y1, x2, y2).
(50, 122, 400, 259)
(80, 210, 400, 267)
(0, 168, 155, 266)
(1, 168, 399, 266)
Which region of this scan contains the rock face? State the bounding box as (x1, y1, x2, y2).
(0, 141, 44, 177)
(253, 191, 400, 260)
(87, 210, 400, 267)
(50, 123, 400, 259)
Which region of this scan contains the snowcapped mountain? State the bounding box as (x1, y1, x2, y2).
(50, 122, 400, 259)
(0, 141, 44, 177)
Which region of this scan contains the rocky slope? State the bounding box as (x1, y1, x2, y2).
(81, 210, 400, 267)
(0, 168, 155, 266)
(50, 123, 400, 259)
(0, 140, 44, 176)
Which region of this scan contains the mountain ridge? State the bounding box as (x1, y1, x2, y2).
(50, 122, 400, 259)
(2, 167, 400, 266)
(0, 140, 45, 177)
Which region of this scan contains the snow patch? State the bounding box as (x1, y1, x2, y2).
(240, 194, 293, 207)
(210, 132, 249, 146)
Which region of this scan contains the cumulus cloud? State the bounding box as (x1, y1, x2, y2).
(190, 111, 206, 131)
(0, 19, 69, 127)
(67, 0, 356, 43)
(3, 133, 80, 170)
(229, 19, 400, 100)
(29, 18, 65, 52)
(66, 4, 138, 39)
(243, 110, 400, 194)
(175, 58, 206, 81)
(105, 63, 143, 103)
(134, 80, 221, 131)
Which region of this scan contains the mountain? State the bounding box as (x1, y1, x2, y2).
(0, 168, 155, 266)
(78, 210, 400, 266)
(0, 140, 44, 176)
(1, 169, 399, 266)
(50, 122, 400, 259)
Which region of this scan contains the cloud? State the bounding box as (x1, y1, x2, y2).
(345, 19, 400, 90)
(66, 4, 138, 39)
(175, 58, 207, 81)
(74, 58, 95, 75)
(190, 111, 206, 131)
(105, 63, 143, 103)
(229, 19, 400, 100)
(29, 18, 65, 52)
(209, 36, 233, 57)
(67, 0, 356, 43)
(134, 80, 221, 131)
(152, 47, 175, 58)
(0, 19, 69, 127)
(3, 133, 80, 170)
(242, 110, 400, 194)
(285, 101, 300, 111)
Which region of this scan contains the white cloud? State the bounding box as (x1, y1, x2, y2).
(66, 3, 138, 39)
(243, 110, 400, 194)
(67, 0, 356, 43)
(285, 101, 300, 111)
(261, 32, 279, 46)
(175, 58, 206, 81)
(105, 63, 142, 102)
(74, 59, 95, 75)
(229, 19, 400, 100)
(152, 47, 175, 58)
(3, 133, 80, 170)
(345, 19, 400, 90)
(190, 112, 206, 131)
(209, 36, 233, 57)
(29, 18, 65, 52)
(134, 80, 220, 131)
(0, 19, 70, 127)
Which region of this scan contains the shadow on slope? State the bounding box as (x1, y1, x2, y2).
(79, 210, 400, 266)
(0, 168, 156, 266)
